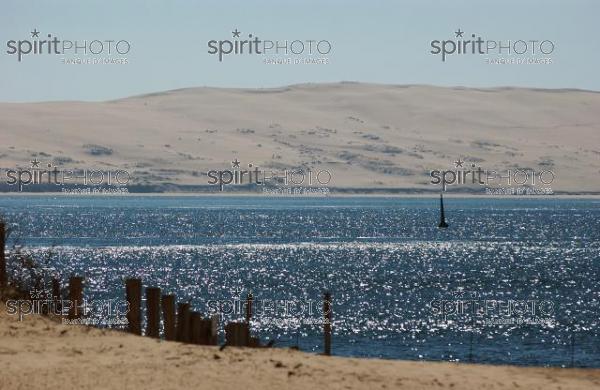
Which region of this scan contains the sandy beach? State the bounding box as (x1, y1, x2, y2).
(1, 308, 599, 390)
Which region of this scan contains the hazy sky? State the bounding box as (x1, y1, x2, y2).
(1, 0, 598, 102)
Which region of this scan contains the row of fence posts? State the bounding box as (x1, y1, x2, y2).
(0, 222, 6, 288)
(125, 278, 224, 346)
(52, 275, 333, 354)
(0, 219, 332, 354)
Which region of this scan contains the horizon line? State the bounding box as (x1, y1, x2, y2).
(2, 81, 600, 104)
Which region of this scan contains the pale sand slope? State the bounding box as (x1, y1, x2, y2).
(1, 311, 600, 390)
(1, 83, 599, 192)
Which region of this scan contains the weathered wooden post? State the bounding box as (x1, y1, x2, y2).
(571, 334, 576, 368)
(191, 316, 214, 345)
(239, 322, 250, 346)
(245, 292, 253, 323)
(67, 276, 83, 320)
(210, 314, 219, 345)
(176, 302, 191, 343)
(189, 312, 202, 344)
(146, 287, 161, 338)
(52, 278, 62, 313)
(0, 221, 6, 287)
(323, 291, 332, 356)
(225, 322, 249, 347)
(225, 322, 236, 346)
(245, 292, 253, 344)
(161, 294, 176, 341)
(125, 278, 142, 335)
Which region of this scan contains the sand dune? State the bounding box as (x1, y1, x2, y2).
(1, 309, 599, 390)
(1, 83, 599, 193)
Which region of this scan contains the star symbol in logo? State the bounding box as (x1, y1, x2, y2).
(232, 158, 240, 168)
(231, 285, 244, 297)
(455, 29, 464, 38)
(454, 158, 464, 168)
(232, 29, 241, 38)
(31, 29, 40, 38)
(30, 158, 40, 168)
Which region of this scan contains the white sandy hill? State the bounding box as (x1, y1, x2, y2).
(0, 83, 599, 193)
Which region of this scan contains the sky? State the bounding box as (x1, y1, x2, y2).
(1, 0, 599, 102)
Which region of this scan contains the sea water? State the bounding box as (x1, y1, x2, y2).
(1, 195, 598, 367)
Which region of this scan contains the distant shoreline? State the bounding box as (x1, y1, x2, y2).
(1, 191, 599, 199)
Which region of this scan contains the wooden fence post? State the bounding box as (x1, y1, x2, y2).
(210, 314, 219, 345)
(245, 292, 253, 344)
(68, 276, 83, 320)
(240, 322, 249, 346)
(161, 294, 176, 341)
(324, 291, 332, 356)
(146, 287, 161, 338)
(176, 302, 191, 343)
(225, 322, 249, 347)
(189, 312, 202, 344)
(125, 278, 142, 335)
(225, 322, 235, 346)
(0, 222, 6, 287)
(52, 278, 62, 313)
(201, 318, 213, 345)
(245, 292, 253, 323)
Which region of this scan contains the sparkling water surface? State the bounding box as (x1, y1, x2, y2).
(1, 195, 598, 366)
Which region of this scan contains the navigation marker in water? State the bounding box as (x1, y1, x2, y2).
(438, 193, 449, 228)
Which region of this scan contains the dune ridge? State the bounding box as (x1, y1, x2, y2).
(1, 83, 599, 193)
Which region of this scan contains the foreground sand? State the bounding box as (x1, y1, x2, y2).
(1, 311, 599, 390)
